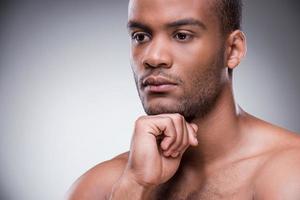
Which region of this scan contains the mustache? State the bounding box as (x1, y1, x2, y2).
(139, 70, 183, 86)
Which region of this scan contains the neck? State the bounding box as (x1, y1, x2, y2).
(185, 81, 243, 168)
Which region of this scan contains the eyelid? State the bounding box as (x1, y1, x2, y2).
(131, 31, 152, 43)
(173, 31, 194, 41)
(131, 31, 151, 38)
(173, 30, 194, 36)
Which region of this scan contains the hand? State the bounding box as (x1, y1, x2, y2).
(123, 113, 198, 188)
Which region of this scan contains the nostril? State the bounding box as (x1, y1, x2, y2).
(144, 62, 155, 68)
(143, 61, 170, 69)
(143, 57, 172, 69)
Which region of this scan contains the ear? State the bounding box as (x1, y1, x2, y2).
(225, 30, 247, 69)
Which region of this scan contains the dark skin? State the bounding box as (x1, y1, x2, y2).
(67, 0, 300, 199)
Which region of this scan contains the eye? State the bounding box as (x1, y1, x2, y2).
(131, 32, 151, 44)
(174, 32, 193, 42)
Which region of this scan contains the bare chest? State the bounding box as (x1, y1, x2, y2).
(152, 179, 254, 200)
(152, 162, 258, 200)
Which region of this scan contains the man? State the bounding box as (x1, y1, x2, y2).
(67, 0, 300, 199)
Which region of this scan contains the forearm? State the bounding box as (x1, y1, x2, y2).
(109, 174, 154, 200)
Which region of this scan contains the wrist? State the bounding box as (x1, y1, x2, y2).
(110, 172, 155, 200)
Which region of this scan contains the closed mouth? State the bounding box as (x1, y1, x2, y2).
(142, 76, 178, 87)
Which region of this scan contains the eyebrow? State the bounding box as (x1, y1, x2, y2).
(127, 21, 152, 33)
(127, 18, 206, 32)
(166, 18, 207, 30)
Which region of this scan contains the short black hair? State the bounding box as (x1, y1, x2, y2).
(214, 0, 243, 35)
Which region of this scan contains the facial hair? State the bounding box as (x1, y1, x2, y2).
(133, 48, 225, 123)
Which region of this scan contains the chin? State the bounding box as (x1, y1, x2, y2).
(144, 103, 197, 122)
(143, 100, 185, 116)
(141, 96, 213, 122)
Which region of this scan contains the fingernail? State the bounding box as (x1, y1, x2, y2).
(172, 152, 180, 158)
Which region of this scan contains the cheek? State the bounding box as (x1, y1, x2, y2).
(172, 41, 223, 89)
(130, 47, 142, 73)
(172, 52, 214, 88)
(173, 39, 219, 71)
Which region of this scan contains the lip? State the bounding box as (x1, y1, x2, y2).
(142, 76, 178, 93)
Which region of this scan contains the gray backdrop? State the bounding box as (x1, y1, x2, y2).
(0, 0, 299, 199)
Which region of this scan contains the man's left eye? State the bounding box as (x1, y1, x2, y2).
(174, 32, 192, 41)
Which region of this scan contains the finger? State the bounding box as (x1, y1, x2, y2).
(176, 120, 189, 154)
(190, 123, 198, 133)
(173, 122, 197, 158)
(134, 116, 177, 152)
(138, 116, 177, 151)
(175, 122, 198, 158)
(186, 123, 198, 146)
(171, 151, 180, 158)
(160, 114, 184, 157)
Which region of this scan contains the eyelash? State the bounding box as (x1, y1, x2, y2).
(131, 31, 194, 44)
(173, 31, 193, 42)
(131, 32, 151, 44)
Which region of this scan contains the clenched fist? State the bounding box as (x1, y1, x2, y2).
(124, 113, 198, 187)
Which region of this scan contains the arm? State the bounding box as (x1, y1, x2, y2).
(110, 114, 198, 199)
(67, 114, 198, 200)
(67, 162, 154, 200)
(109, 173, 154, 200)
(66, 153, 129, 200)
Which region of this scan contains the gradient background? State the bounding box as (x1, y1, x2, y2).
(0, 0, 299, 199)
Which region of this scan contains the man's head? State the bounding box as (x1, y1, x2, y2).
(128, 0, 246, 122)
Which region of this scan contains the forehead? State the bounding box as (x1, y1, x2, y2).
(128, 0, 217, 28)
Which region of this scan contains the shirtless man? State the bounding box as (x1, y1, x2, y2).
(67, 0, 300, 199)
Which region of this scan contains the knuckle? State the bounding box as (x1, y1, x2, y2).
(173, 113, 183, 121)
(164, 117, 173, 125)
(135, 115, 147, 126)
(174, 114, 184, 126)
(136, 115, 145, 121)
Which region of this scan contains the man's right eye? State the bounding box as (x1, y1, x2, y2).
(131, 32, 151, 44)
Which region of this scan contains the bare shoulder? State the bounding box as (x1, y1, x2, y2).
(252, 121, 300, 199)
(254, 146, 300, 199)
(66, 152, 129, 200)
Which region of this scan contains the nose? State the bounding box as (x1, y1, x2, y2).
(142, 37, 172, 69)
